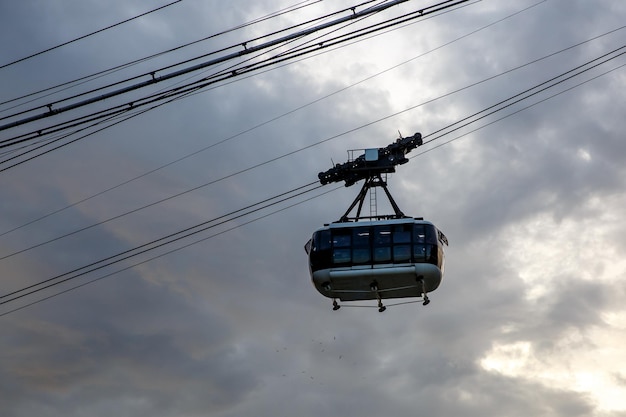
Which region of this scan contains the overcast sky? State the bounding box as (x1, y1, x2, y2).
(1, 0, 625, 416)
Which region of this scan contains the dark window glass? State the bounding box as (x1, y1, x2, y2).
(374, 226, 391, 245)
(333, 248, 351, 264)
(390, 224, 411, 262)
(393, 225, 411, 244)
(353, 248, 370, 264)
(316, 230, 331, 251)
(332, 229, 352, 265)
(393, 245, 411, 262)
(374, 247, 391, 262)
(333, 232, 351, 248)
(413, 224, 426, 243)
(373, 226, 392, 263)
(429, 247, 439, 265)
(313, 223, 443, 268)
(424, 224, 438, 244)
(413, 244, 429, 262)
(353, 228, 371, 247)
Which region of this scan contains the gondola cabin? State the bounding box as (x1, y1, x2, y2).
(306, 132, 448, 311)
(305, 218, 446, 310)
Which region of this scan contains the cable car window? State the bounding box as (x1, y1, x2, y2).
(430, 246, 439, 265)
(393, 225, 411, 244)
(333, 248, 351, 264)
(393, 245, 411, 262)
(374, 247, 391, 262)
(316, 230, 331, 251)
(373, 225, 392, 262)
(331, 229, 352, 264)
(392, 224, 411, 262)
(414, 224, 426, 243)
(353, 248, 370, 264)
(374, 226, 391, 245)
(424, 224, 438, 244)
(353, 228, 371, 246)
(413, 244, 429, 262)
(352, 228, 371, 264)
(333, 232, 351, 247)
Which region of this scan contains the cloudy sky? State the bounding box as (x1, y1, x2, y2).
(1, 0, 625, 416)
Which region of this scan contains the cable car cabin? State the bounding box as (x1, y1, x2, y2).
(307, 132, 447, 311)
(305, 217, 446, 310)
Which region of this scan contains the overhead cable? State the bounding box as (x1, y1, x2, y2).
(0, 181, 323, 305)
(1, 56, 624, 316)
(1, 40, 623, 260)
(2, 58, 623, 315)
(0, 0, 326, 111)
(0, 0, 473, 170)
(0, 0, 183, 71)
(0, 0, 559, 239)
(1, 45, 623, 271)
(420, 46, 625, 144)
(413, 62, 626, 158)
(0, 0, 469, 134)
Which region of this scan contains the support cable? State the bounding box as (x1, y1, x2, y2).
(0, 0, 554, 231)
(413, 61, 626, 157)
(0, 1, 408, 151)
(0, 0, 472, 167)
(0, 180, 321, 303)
(0, 0, 183, 71)
(1, 42, 623, 260)
(420, 46, 625, 144)
(0, 0, 326, 111)
(0, 0, 418, 132)
(1, 57, 623, 315)
(0, 185, 341, 317)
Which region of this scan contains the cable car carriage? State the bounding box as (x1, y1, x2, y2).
(304, 132, 448, 312)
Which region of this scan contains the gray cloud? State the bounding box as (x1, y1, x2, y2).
(1, 1, 625, 416)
